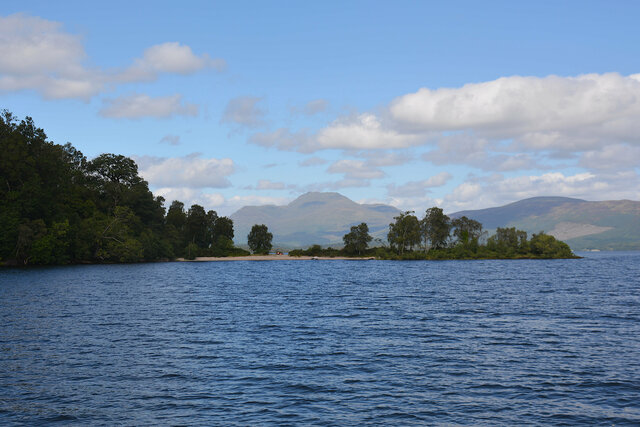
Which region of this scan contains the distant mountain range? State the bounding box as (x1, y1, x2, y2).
(231, 192, 400, 248)
(231, 193, 640, 250)
(452, 197, 640, 251)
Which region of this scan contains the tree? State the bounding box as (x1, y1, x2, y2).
(530, 232, 573, 258)
(186, 204, 208, 247)
(343, 222, 373, 255)
(420, 207, 451, 251)
(387, 211, 421, 255)
(86, 154, 142, 210)
(213, 216, 234, 242)
(487, 227, 528, 255)
(451, 216, 483, 244)
(247, 224, 273, 254)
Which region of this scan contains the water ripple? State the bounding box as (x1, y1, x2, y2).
(1, 252, 639, 425)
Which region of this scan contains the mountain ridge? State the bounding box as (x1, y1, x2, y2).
(231, 193, 639, 250)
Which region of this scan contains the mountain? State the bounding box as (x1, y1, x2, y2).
(231, 192, 400, 247)
(451, 197, 640, 251)
(231, 193, 639, 250)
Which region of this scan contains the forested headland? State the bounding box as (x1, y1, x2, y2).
(1, 111, 247, 266)
(1, 111, 576, 266)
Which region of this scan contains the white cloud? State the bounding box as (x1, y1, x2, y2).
(100, 94, 198, 119)
(134, 153, 234, 188)
(221, 96, 266, 128)
(0, 14, 224, 100)
(316, 113, 421, 151)
(390, 73, 640, 151)
(133, 42, 225, 76)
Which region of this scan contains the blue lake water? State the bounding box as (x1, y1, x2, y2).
(1, 252, 639, 425)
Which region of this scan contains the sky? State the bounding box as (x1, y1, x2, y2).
(2, 1, 640, 215)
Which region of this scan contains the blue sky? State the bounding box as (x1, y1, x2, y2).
(2, 1, 640, 215)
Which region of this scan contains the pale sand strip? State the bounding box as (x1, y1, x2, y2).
(177, 255, 375, 261)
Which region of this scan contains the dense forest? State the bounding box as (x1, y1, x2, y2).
(0, 110, 248, 266)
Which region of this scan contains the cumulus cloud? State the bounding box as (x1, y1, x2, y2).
(256, 73, 640, 181)
(100, 94, 198, 119)
(249, 114, 421, 153)
(221, 96, 266, 128)
(0, 13, 224, 100)
(316, 113, 421, 151)
(390, 73, 640, 151)
(134, 153, 234, 188)
(122, 42, 226, 80)
(387, 172, 453, 197)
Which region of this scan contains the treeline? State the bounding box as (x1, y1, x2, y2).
(0, 111, 248, 265)
(291, 209, 577, 260)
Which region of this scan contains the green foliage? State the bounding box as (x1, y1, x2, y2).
(184, 242, 199, 260)
(529, 232, 574, 258)
(0, 110, 247, 266)
(248, 224, 273, 254)
(387, 211, 421, 254)
(421, 207, 451, 251)
(343, 223, 372, 255)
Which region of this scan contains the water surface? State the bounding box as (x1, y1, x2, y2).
(1, 252, 639, 425)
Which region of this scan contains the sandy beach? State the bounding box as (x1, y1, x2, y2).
(177, 255, 376, 261)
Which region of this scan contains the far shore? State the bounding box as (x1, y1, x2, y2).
(176, 255, 376, 262)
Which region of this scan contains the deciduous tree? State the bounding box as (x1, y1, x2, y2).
(343, 222, 372, 255)
(248, 224, 273, 254)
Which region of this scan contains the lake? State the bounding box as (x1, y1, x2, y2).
(1, 252, 639, 425)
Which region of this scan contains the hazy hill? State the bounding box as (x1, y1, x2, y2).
(451, 197, 640, 251)
(231, 192, 401, 247)
(231, 193, 639, 250)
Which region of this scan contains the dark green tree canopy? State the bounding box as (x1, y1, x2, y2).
(388, 211, 421, 254)
(451, 216, 483, 244)
(0, 111, 247, 265)
(343, 223, 372, 255)
(248, 224, 273, 254)
(421, 207, 451, 251)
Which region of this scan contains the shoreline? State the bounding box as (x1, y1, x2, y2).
(176, 255, 376, 262)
